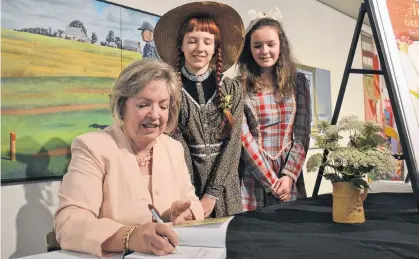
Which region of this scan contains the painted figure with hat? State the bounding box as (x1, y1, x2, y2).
(155, 1, 245, 218)
(237, 8, 311, 211)
(138, 21, 159, 59)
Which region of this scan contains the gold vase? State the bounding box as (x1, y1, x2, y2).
(332, 182, 368, 224)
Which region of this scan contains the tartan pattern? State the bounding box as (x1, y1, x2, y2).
(240, 73, 312, 211)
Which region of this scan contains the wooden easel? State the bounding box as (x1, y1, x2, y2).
(311, 0, 419, 211)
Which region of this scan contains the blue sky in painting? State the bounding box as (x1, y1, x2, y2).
(1, 0, 159, 46)
(93, 0, 107, 15)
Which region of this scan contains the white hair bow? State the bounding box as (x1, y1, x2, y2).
(246, 7, 283, 33)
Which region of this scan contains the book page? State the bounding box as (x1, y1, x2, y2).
(125, 247, 226, 259)
(170, 216, 233, 228)
(126, 216, 233, 259)
(172, 216, 233, 248)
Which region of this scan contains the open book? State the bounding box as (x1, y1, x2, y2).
(125, 216, 234, 259)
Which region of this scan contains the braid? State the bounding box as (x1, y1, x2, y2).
(216, 46, 234, 138)
(176, 48, 182, 83)
(216, 46, 223, 103)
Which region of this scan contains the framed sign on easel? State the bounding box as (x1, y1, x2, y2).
(312, 0, 419, 210)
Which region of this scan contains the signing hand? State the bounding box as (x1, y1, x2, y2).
(200, 195, 216, 218)
(169, 200, 193, 225)
(273, 175, 293, 202)
(129, 223, 178, 256)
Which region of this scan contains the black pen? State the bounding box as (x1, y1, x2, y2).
(148, 204, 179, 253)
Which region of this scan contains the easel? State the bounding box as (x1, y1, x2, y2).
(311, 0, 419, 211)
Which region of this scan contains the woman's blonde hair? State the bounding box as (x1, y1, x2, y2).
(109, 59, 181, 133)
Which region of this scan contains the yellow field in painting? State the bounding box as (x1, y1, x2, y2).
(1, 28, 142, 78)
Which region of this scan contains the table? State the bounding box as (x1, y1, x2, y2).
(18, 250, 123, 259)
(226, 192, 419, 259)
(19, 188, 419, 259)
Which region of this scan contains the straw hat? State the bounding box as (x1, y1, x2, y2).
(154, 1, 245, 72)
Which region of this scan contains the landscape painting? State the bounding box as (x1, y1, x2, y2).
(1, 0, 160, 183)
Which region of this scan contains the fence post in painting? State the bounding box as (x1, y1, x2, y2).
(10, 132, 16, 161)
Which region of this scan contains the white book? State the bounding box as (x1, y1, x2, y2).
(125, 216, 234, 259)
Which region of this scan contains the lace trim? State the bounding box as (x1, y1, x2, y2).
(181, 66, 211, 82)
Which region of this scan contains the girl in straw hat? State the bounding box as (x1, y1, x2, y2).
(237, 8, 311, 211)
(154, 2, 245, 218)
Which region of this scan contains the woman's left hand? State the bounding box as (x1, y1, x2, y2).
(273, 175, 293, 202)
(169, 200, 193, 225)
(200, 195, 216, 218)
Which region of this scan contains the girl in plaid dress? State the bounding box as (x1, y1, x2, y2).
(237, 8, 312, 211)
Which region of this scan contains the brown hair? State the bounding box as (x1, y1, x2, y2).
(176, 17, 233, 137)
(238, 18, 297, 99)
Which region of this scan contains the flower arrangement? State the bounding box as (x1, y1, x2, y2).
(306, 116, 395, 190)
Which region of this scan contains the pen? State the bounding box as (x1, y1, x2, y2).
(148, 204, 180, 254)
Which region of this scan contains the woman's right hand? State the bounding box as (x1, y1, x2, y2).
(129, 222, 179, 256)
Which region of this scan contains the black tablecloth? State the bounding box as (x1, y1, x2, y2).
(226, 193, 419, 259)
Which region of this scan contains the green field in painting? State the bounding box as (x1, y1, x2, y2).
(0, 28, 143, 181)
(1, 28, 141, 78)
(1, 109, 113, 180)
(1, 77, 114, 109)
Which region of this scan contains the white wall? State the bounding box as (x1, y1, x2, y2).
(1, 181, 61, 258)
(1, 0, 372, 258)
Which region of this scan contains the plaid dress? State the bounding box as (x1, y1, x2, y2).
(240, 73, 312, 211)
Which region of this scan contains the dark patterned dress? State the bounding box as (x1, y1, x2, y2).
(171, 67, 243, 217)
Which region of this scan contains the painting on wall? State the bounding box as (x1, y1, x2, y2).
(296, 64, 333, 151)
(365, 0, 419, 183)
(361, 33, 405, 181)
(362, 0, 419, 182)
(0, 0, 160, 183)
(297, 64, 333, 130)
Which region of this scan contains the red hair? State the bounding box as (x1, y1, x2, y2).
(176, 17, 233, 137)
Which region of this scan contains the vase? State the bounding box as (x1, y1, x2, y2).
(332, 182, 368, 224)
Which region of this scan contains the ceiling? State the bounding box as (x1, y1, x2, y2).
(316, 0, 370, 26)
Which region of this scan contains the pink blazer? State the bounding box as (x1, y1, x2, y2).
(53, 124, 204, 257)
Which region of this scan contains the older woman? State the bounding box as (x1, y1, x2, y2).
(53, 59, 204, 257)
